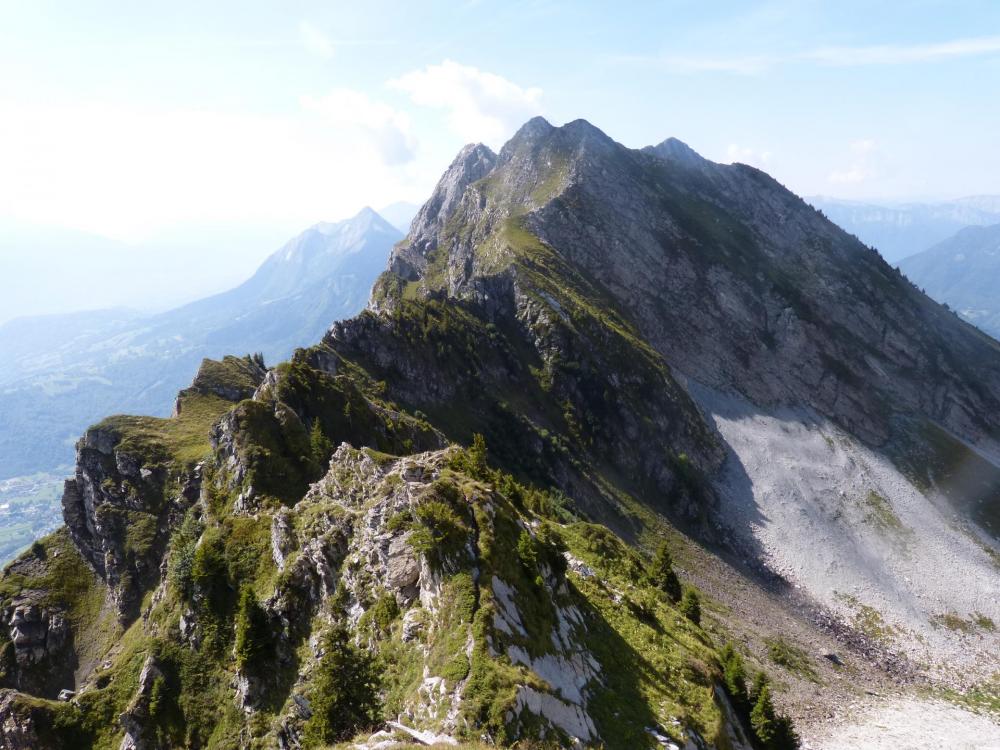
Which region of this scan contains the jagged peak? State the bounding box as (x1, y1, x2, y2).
(499, 116, 617, 163)
(452, 141, 497, 164)
(383, 141, 499, 283)
(510, 115, 555, 142)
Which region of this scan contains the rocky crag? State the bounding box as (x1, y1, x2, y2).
(0, 117, 998, 749)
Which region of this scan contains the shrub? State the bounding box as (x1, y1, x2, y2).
(680, 589, 701, 625)
(191, 528, 228, 608)
(749, 670, 769, 706)
(410, 486, 470, 567)
(360, 592, 399, 639)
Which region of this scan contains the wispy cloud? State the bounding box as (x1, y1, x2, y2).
(618, 34, 1000, 75)
(389, 60, 542, 149)
(806, 35, 1000, 66)
(301, 89, 416, 165)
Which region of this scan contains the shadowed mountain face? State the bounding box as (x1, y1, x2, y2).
(808, 195, 1000, 263)
(0, 118, 997, 749)
(0, 208, 401, 479)
(899, 223, 1000, 339)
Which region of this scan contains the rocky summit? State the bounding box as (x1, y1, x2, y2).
(0, 117, 997, 749)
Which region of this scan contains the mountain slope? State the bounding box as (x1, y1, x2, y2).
(337, 117, 1000, 675)
(0, 209, 401, 481)
(899, 223, 1000, 338)
(808, 195, 1000, 262)
(0, 118, 997, 748)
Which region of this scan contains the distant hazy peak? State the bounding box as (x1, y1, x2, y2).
(299, 209, 397, 250)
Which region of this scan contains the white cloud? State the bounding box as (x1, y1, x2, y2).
(301, 88, 415, 165)
(0, 99, 422, 242)
(389, 60, 542, 148)
(299, 21, 334, 59)
(621, 34, 1000, 75)
(725, 144, 773, 168)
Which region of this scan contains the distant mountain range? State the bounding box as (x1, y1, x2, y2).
(899, 223, 1000, 339)
(377, 201, 420, 234)
(0, 207, 402, 479)
(808, 195, 1000, 263)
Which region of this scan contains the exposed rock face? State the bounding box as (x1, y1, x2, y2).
(119, 656, 164, 750)
(387, 143, 499, 284)
(0, 598, 73, 698)
(60, 423, 177, 617)
(5, 603, 67, 669)
(0, 690, 42, 750)
(248, 444, 725, 748)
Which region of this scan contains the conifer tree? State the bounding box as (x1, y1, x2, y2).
(680, 589, 701, 625)
(651, 543, 683, 602)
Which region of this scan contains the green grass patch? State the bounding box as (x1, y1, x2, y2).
(765, 637, 819, 683)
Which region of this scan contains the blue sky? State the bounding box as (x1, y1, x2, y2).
(1, 1, 999, 318)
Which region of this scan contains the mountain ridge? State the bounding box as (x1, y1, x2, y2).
(0, 117, 996, 749)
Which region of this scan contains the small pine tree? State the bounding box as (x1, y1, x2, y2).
(679, 589, 701, 625)
(746, 674, 800, 749)
(651, 543, 682, 603)
(751, 683, 778, 747)
(749, 670, 769, 707)
(468, 432, 488, 477)
(517, 530, 539, 571)
(310, 421, 333, 466)
(720, 642, 748, 711)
